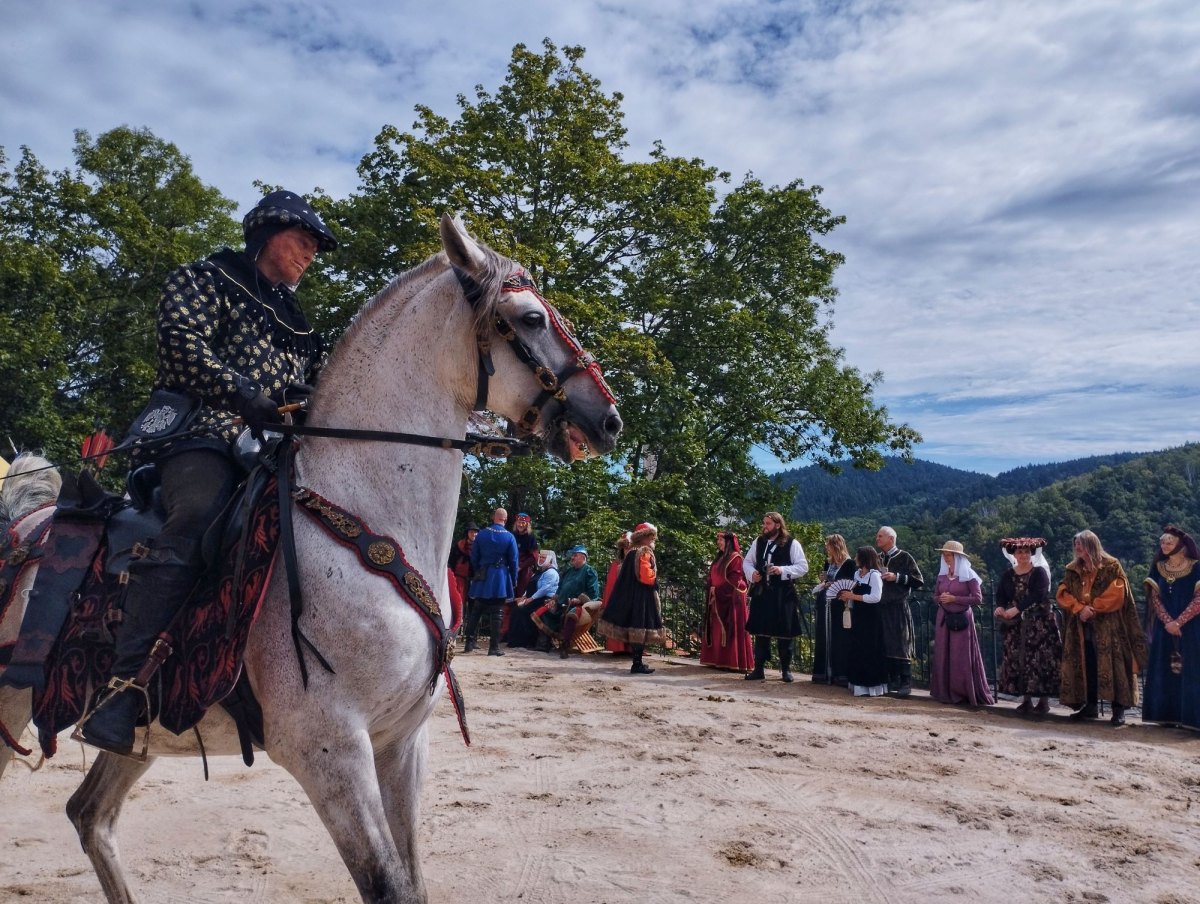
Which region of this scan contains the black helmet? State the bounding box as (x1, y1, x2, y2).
(242, 190, 338, 252)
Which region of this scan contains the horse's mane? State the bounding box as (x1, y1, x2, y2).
(0, 453, 61, 524)
(332, 237, 515, 364)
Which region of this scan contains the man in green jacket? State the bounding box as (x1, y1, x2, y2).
(532, 545, 599, 654)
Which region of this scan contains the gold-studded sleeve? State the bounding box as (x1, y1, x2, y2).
(156, 265, 259, 412)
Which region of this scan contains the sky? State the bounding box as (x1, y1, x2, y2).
(3, 0, 1199, 476)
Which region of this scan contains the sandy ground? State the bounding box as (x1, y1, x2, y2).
(2, 649, 1198, 904)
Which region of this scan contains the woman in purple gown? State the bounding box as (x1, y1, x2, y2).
(930, 540, 994, 706)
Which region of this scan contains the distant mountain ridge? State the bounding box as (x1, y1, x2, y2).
(777, 452, 1143, 524)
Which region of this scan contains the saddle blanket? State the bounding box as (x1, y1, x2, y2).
(0, 477, 281, 758)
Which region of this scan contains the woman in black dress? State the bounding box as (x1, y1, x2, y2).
(994, 537, 1061, 715)
(837, 546, 888, 697)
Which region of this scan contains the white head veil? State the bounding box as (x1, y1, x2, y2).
(1001, 544, 1050, 582)
(937, 552, 981, 584)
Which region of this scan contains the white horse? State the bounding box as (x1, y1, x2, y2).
(0, 214, 622, 903)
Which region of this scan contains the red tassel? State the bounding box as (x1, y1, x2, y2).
(81, 430, 115, 471)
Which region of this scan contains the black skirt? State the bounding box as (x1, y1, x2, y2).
(846, 600, 888, 689)
(746, 581, 802, 638)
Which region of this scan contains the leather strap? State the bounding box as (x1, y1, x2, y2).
(277, 441, 335, 688)
(268, 423, 525, 458)
(293, 485, 470, 745)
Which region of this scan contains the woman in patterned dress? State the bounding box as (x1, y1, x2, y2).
(994, 537, 1061, 716)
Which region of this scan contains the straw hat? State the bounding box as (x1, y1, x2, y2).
(936, 540, 966, 555)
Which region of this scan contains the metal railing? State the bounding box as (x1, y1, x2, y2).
(658, 582, 1013, 690)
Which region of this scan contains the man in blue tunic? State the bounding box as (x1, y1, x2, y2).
(465, 508, 519, 656)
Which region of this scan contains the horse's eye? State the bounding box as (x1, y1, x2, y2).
(521, 311, 546, 328)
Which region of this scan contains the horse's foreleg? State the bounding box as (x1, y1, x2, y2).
(374, 725, 429, 899)
(0, 686, 32, 781)
(66, 751, 154, 904)
(276, 728, 425, 904)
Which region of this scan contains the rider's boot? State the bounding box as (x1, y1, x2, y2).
(78, 542, 197, 756)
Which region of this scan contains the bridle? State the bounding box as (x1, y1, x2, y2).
(452, 266, 616, 432)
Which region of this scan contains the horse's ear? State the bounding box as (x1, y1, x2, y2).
(439, 213, 487, 273)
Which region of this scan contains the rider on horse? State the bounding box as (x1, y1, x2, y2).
(79, 190, 338, 756)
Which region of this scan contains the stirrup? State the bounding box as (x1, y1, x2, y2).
(71, 676, 154, 763)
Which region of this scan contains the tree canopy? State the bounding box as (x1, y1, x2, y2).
(320, 39, 916, 581)
(0, 127, 237, 463)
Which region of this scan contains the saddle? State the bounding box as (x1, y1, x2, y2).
(3, 442, 470, 760)
(0, 464, 280, 760)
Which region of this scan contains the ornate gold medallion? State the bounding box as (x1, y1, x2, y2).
(368, 541, 396, 566)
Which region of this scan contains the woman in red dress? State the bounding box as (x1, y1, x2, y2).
(700, 531, 753, 670)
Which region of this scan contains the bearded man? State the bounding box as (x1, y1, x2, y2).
(742, 512, 809, 682)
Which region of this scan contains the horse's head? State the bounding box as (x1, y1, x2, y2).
(440, 215, 623, 461)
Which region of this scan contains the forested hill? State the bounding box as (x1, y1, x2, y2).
(792, 444, 1200, 590)
(778, 452, 1142, 524)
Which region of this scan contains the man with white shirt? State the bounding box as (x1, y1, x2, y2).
(743, 512, 809, 682)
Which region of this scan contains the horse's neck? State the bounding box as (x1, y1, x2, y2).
(296, 266, 474, 567)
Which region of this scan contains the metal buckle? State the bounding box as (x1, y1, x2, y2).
(518, 408, 540, 431)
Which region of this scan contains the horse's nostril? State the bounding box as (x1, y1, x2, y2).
(604, 414, 623, 436)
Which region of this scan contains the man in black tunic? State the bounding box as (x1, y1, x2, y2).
(742, 512, 809, 682)
(876, 525, 924, 697)
(80, 191, 337, 755)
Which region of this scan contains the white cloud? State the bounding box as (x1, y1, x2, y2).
(4, 0, 1198, 474)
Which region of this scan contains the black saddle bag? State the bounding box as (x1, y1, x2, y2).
(126, 389, 201, 442)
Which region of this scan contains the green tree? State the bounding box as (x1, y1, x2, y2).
(0, 127, 237, 462)
(319, 39, 917, 632)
